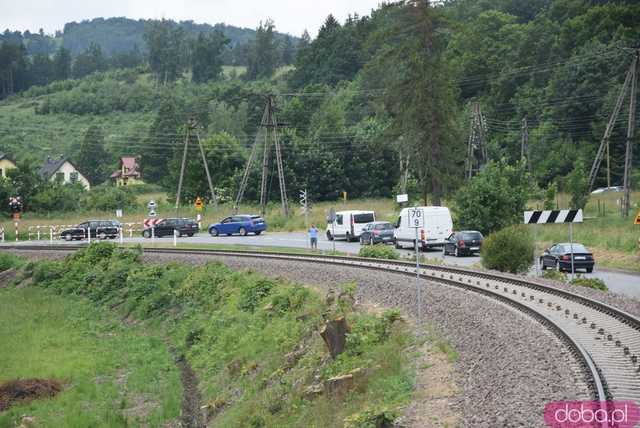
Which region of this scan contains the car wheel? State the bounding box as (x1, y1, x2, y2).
(326, 231, 334, 241)
(540, 259, 547, 270)
(64, 233, 72, 242)
(255, 231, 262, 235)
(239, 227, 248, 236)
(98, 232, 107, 240)
(395, 240, 401, 249)
(345, 232, 351, 242)
(187, 233, 194, 237)
(209, 227, 219, 237)
(143, 230, 151, 239)
(586, 267, 593, 273)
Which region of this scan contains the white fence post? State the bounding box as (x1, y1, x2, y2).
(173, 229, 178, 247)
(151, 225, 155, 244)
(119, 227, 124, 245)
(37, 225, 41, 241)
(50, 226, 54, 244)
(87, 227, 91, 244)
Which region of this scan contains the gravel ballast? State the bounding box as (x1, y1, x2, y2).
(7, 249, 592, 427)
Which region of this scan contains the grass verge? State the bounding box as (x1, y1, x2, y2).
(8, 243, 417, 426)
(0, 286, 181, 427)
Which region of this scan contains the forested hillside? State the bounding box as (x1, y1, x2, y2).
(0, 0, 638, 208)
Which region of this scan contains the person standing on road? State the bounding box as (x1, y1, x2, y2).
(309, 224, 318, 250)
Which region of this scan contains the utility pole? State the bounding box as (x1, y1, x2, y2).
(194, 125, 218, 207)
(175, 120, 191, 214)
(521, 116, 534, 182)
(466, 102, 488, 179)
(588, 49, 639, 214)
(234, 95, 290, 217)
(622, 49, 638, 217)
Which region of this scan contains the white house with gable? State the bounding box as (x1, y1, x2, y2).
(38, 156, 91, 190)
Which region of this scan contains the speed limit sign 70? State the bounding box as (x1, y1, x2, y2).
(409, 208, 424, 228)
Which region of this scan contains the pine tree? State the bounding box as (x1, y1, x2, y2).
(143, 96, 183, 183)
(77, 125, 109, 185)
(191, 31, 229, 83)
(52, 46, 71, 81)
(246, 20, 278, 80)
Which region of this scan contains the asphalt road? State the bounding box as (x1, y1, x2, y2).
(4, 230, 639, 298)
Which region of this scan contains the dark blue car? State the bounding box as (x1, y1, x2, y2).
(208, 215, 267, 237)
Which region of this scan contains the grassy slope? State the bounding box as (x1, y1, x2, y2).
(2, 245, 417, 426)
(0, 287, 181, 427)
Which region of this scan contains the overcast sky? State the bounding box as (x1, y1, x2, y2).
(2, 0, 382, 37)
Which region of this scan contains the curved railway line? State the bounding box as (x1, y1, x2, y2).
(5, 244, 640, 411)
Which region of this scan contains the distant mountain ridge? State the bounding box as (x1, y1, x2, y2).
(1, 17, 299, 57)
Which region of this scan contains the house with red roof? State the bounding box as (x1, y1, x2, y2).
(111, 156, 144, 187)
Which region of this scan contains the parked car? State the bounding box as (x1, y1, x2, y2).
(359, 221, 395, 245)
(540, 243, 595, 273)
(208, 215, 267, 237)
(443, 231, 484, 256)
(591, 186, 622, 194)
(394, 206, 453, 250)
(142, 218, 199, 238)
(326, 210, 375, 242)
(60, 220, 120, 241)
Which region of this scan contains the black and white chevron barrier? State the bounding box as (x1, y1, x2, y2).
(524, 209, 583, 224)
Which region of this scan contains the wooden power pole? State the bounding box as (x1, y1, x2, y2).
(234, 96, 290, 217)
(465, 101, 488, 179)
(588, 49, 638, 217)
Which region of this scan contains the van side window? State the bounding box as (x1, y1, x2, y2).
(336, 215, 343, 225)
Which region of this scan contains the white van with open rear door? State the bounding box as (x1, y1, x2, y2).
(326, 210, 375, 242)
(394, 206, 453, 250)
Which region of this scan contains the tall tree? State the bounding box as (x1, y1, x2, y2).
(143, 96, 184, 183)
(52, 46, 71, 81)
(280, 36, 296, 65)
(29, 53, 52, 86)
(364, 1, 462, 205)
(191, 31, 229, 83)
(0, 42, 28, 98)
(72, 42, 107, 78)
(144, 19, 188, 84)
(246, 20, 278, 80)
(76, 125, 109, 185)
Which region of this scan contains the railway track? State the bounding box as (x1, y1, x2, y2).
(6, 244, 640, 408)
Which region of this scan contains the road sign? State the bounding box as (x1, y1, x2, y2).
(115, 209, 123, 218)
(524, 209, 583, 224)
(408, 207, 424, 228)
(635, 211, 640, 225)
(195, 197, 204, 211)
(396, 194, 408, 203)
(143, 218, 162, 228)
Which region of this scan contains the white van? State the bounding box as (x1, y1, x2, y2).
(326, 210, 375, 242)
(394, 206, 453, 250)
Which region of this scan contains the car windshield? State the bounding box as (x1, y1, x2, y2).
(461, 232, 482, 240)
(353, 213, 374, 223)
(374, 223, 393, 230)
(562, 244, 589, 253)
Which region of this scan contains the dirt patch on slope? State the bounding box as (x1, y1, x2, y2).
(0, 268, 16, 288)
(0, 379, 62, 411)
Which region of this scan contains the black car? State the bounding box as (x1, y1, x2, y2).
(359, 221, 395, 245)
(60, 220, 120, 241)
(443, 231, 484, 257)
(540, 243, 595, 273)
(142, 218, 199, 238)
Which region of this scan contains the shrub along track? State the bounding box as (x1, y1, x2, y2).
(6, 245, 640, 426)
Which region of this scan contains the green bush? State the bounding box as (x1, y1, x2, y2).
(358, 244, 399, 260)
(570, 277, 608, 292)
(82, 185, 138, 211)
(481, 225, 534, 274)
(0, 253, 24, 271)
(542, 270, 567, 282)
